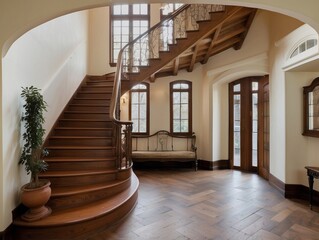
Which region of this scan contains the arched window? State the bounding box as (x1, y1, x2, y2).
(290, 38, 318, 59)
(130, 83, 150, 135)
(170, 80, 192, 135)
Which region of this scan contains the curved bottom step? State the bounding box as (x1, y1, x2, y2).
(13, 173, 139, 240)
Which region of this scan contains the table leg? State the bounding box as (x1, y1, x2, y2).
(308, 175, 314, 210)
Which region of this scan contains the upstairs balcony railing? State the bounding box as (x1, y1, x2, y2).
(110, 4, 225, 170)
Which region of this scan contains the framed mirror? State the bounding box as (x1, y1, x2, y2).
(303, 77, 319, 137)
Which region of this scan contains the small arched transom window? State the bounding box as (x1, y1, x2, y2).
(290, 38, 318, 59)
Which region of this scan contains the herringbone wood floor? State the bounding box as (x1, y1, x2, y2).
(88, 169, 319, 240)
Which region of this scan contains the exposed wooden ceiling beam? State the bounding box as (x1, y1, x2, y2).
(173, 57, 180, 75)
(210, 37, 241, 55)
(215, 26, 246, 44)
(188, 44, 200, 72)
(202, 25, 222, 64)
(222, 8, 255, 26)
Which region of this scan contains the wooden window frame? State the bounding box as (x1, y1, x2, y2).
(170, 80, 192, 136)
(109, 4, 150, 67)
(129, 82, 150, 135)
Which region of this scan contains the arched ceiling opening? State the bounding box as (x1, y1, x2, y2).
(1, 0, 319, 57)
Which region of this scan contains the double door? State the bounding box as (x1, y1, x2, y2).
(229, 76, 269, 179)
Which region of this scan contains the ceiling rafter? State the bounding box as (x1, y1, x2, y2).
(202, 25, 222, 64)
(215, 26, 247, 44)
(188, 44, 200, 72)
(173, 57, 180, 75)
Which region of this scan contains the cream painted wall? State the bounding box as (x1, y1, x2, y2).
(268, 47, 287, 182)
(200, 74, 213, 161)
(285, 72, 319, 191)
(1, 11, 88, 230)
(268, 12, 303, 45)
(88, 7, 114, 75)
(212, 82, 229, 161)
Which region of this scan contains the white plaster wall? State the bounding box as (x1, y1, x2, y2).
(212, 82, 229, 161)
(88, 7, 114, 75)
(268, 47, 286, 182)
(200, 73, 213, 161)
(1, 11, 88, 230)
(285, 72, 319, 191)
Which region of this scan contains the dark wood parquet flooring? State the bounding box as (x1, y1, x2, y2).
(87, 169, 319, 240)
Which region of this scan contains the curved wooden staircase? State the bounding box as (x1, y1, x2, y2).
(12, 4, 257, 239)
(13, 73, 139, 240)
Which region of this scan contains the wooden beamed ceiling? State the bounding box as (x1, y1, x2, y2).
(153, 7, 257, 80)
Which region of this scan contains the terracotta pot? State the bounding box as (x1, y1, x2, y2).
(20, 179, 52, 222)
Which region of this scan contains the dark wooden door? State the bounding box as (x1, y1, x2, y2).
(229, 76, 269, 174)
(258, 77, 269, 180)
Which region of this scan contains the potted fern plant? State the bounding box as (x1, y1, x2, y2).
(19, 86, 51, 222)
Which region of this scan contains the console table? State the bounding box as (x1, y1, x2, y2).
(305, 166, 319, 209)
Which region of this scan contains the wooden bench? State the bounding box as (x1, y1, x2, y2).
(132, 130, 198, 171)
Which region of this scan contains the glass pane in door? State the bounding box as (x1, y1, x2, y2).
(252, 92, 258, 167)
(233, 94, 241, 167)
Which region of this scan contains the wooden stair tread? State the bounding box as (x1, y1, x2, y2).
(55, 127, 112, 130)
(49, 136, 112, 139)
(51, 179, 128, 197)
(46, 146, 115, 150)
(87, 78, 114, 82)
(14, 174, 138, 227)
(44, 157, 116, 162)
(78, 91, 112, 93)
(82, 85, 113, 88)
(73, 97, 111, 100)
(69, 103, 110, 106)
(59, 119, 112, 122)
(40, 169, 117, 177)
(64, 111, 108, 114)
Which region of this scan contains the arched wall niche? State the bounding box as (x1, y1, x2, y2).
(208, 56, 269, 163)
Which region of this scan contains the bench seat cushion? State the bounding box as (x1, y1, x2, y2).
(132, 150, 195, 162)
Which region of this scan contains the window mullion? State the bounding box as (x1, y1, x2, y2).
(179, 91, 182, 131)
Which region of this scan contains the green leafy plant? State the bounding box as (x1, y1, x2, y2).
(19, 86, 49, 188)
